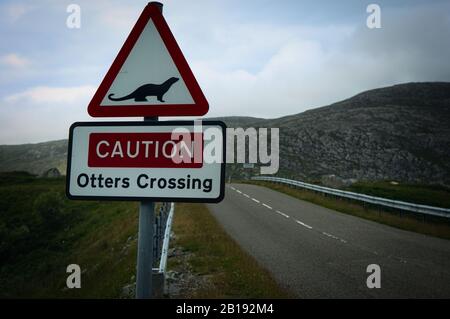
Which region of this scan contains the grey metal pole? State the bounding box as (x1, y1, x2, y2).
(135, 1, 163, 299)
(136, 201, 155, 298)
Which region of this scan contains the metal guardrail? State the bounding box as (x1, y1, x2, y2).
(151, 202, 175, 296)
(152, 202, 174, 271)
(157, 202, 174, 273)
(252, 176, 450, 219)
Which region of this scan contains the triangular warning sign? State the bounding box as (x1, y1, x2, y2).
(88, 3, 208, 117)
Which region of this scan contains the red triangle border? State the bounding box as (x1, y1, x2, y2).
(88, 3, 209, 117)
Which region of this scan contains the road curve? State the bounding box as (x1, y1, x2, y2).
(207, 183, 450, 298)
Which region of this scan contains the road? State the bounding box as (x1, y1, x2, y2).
(207, 183, 450, 298)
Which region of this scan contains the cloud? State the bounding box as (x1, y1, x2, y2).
(191, 2, 450, 119)
(0, 85, 97, 144)
(190, 25, 354, 118)
(4, 85, 96, 104)
(4, 3, 34, 22)
(0, 53, 30, 68)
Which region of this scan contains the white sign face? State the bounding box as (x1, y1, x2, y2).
(66, 121, 225, 202)
(101, 18, 193, 107)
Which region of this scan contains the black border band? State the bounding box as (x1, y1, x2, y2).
(66, 120, 226, 203)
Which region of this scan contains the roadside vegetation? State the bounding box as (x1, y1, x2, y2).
(0, 172, 139, 298)
(247, 180, 450, 240)
(0, 171, 288, 298)
(346, 181, 450, 208)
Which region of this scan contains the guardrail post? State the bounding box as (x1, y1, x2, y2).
(152, 271, 165, 298)
(152, 223, 158, 267)
(156, 215, 160, 257)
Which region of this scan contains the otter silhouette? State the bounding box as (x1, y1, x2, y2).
(108, 77, 179, 102)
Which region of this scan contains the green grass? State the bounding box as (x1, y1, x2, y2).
(0, 172, 139, 298)
(247, 181, 450, 240)
(0, 172, 290, 298)
(347, 181, 450, 208)
(169, 203, 292, 298)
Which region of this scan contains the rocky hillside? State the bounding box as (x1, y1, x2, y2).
(0, 139, 67, 176)
(219, 82, 450, 185)
(1, 82, 449, 185)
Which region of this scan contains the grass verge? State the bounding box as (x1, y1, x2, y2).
(0, 172, 139, 298)
(247, 181, 450, 240)
(168, 202, 292, 298)
(347, 181, 450, 208)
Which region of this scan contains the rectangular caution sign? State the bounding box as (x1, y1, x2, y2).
(66, 121, 226, 202)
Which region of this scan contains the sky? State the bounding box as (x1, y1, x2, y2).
(0, 0, 450, 144)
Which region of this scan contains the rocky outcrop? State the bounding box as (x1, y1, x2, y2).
(221, 82, 450, 185)
(41, 167, 61, 178)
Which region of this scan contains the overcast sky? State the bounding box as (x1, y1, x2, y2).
(1, 0, 450, 144)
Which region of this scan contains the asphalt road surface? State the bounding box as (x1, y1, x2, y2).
(207, 183, 450, 298)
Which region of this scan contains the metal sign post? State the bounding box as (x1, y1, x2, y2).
(136, 200, 155, 298)
(136, 115, 158, 299)
(135, 1, 163, 299)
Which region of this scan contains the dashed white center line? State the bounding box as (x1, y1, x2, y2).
(322, 232, 335, 238)
(275, 210, 290, 218)
(230, 188, 347, 244)
(319, 231, 347, 244)
(294, 219, 313, 229)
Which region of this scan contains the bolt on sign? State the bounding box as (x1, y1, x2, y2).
(66, 121, 225, 202)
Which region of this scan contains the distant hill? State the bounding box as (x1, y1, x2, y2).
(216, 82, 450, 185)
(0, 139, 67, 176)
(1, 82, 449, 185)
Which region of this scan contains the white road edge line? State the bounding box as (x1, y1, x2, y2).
(262, 203, 272, 210)
(243, 193, 250, 198)
(275, 210, 289, 218)
(236, 190, 242, 194)
(252, 198, 260, 203)
(295, 219, 313, 229)
(230, 186, 236, 190)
